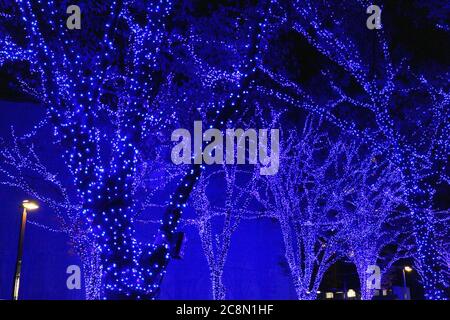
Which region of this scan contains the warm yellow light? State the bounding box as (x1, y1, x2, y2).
(347, 289, 356, 298)
(404, 266, 413, 272)
(22, 200, 39, 211)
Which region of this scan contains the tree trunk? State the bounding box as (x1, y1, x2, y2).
(406, 181, 447, 300)
(410, 206, 447, 299)
(82, 249, 103, 300)
(212, 272, 226, 300)
(357, 267, 376, 300)
(295, 284, 317, 300)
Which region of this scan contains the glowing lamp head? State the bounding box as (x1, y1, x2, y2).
(404, 266, 413, 272)
(22, 200, 39, 211)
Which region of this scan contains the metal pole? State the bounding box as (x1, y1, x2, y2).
(402, 268, 410, 300)
(402, 268, 406, 289)
(12, 207, 27, 300)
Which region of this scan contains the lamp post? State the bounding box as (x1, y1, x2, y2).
(12, 200, 39, 300)
(400, 266, 413, 300)
(402, 266, 413, 289)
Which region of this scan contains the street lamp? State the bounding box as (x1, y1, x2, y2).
(402, 266, 413, 289)
(402, 266, 412, 299)
(12, 200, 39, 300)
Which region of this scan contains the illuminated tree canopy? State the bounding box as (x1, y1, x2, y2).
(0, 0, 448, 299)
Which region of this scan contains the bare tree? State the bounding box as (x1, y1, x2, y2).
(256, 0, 449, 298)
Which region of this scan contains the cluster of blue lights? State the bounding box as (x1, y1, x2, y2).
(0, 0, 447, 300)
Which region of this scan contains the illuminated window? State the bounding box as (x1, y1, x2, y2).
(347, 289, 356, 298)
